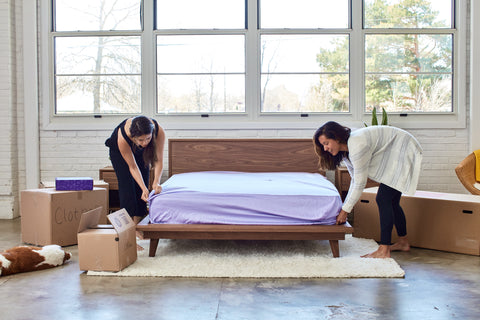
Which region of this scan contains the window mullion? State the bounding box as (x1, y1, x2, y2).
(350, 0, 364, 122)
(246, 0, 259, 120)
(143, 0, 155, 117)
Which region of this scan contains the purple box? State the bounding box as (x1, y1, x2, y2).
(55, 177, 94, 191)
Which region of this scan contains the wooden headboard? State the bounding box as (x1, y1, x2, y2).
(168, 139, 323, 177)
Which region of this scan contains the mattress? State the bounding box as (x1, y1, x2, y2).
(148, 171, 342, 225)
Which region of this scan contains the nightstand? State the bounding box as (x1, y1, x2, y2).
(99, 166, 155, 212)
(335, 166, 379, 201)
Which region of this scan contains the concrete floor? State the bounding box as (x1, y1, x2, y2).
(0, 218, 479, 320)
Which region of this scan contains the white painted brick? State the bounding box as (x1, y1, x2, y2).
(76, 130, 102, 137)
(217, 130, 259, 137)
(0, 197, 16, 219)
(277, 129, 312, 138)
(257, 130, 279, 137)
(421, 144, 468, 152)
(413, 129, 457, 138)
(171, 130, 219, 137)
(57, 131, 77, 137)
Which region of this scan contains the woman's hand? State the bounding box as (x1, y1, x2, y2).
(153, 184, 162, 195)
(141, 188, 150, 202)
(336, 210, 348, 225)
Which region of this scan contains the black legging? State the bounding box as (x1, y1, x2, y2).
(109, 148, 150, 218)
(376, 183, 407, 245)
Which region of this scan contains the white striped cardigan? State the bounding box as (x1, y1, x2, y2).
(341, 125, 423, 213)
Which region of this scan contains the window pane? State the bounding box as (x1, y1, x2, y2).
(261, 0, 349, 29)
(365, 74, 452, 112)
(261, 74, 349, 113)
(364, 0, 452, 29)
(55, 37, 141, 74)
(261, 35, 349, 73)
(56, 75, 141, 114)
(157, 35, 244, 73)
(157, 0, 245, 29)
(365, 34, 452, 113)
(55, 0, 141, 31)
(157, 75, 245, 114)
(156, 35, 245, 114)
(366, 34, 452, 73)
(261, 34, 349, 113)
(55, 36, 141, 114)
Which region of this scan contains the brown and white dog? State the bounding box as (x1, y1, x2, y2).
(0, 245, 71, 276)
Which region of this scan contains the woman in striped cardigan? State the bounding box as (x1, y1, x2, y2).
(314, 121, 423, 258)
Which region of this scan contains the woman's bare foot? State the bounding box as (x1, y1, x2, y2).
(390, 236, 410, 252)
(361, 244, 391, 258)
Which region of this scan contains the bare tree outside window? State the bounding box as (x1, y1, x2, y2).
(156, 35, 245, 114)
(54, 0, 141, 114)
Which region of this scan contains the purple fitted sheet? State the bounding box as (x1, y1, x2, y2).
(148, 171, 342, 225)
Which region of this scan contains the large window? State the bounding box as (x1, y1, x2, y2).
(53, 0, 142, 114)
(46, 0, 465, 128)
(363, 0, 454, 113)
(260, 0, 349, 114)
(260, 34, 350, 113)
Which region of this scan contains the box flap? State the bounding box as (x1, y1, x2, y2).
(78, 207, 104, 233)
(107, 209, 135, 233)
(56, 177, 94, 181)
(90, 224, 114, 229)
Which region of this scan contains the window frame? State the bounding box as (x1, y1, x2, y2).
(40, 0, 467, 130)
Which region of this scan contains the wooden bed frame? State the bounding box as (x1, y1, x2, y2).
(137, 139, 353, 258)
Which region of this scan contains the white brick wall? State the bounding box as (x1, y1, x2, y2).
(0, 0, 22, 219)
(37, 127, 470, 196)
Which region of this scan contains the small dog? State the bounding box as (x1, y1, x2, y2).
(0, 245, 71, 276)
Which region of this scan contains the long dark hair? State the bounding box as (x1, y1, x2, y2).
(130, 116, 157, 167)
(313, 121, 351, 170)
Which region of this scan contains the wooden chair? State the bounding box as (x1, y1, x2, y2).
(455, 153, 480, 195)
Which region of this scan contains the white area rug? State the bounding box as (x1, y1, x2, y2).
(87, 235, 405, 278)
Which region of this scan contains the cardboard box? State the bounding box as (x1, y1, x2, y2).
(55, 177, 94, 191)
(21, 188, 108, 246)
(353, 187, 480, 255)
(77, 207, 137, 272)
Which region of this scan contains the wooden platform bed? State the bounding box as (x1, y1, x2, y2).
(137, 139, 353, 258)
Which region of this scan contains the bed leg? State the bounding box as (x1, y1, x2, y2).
(149, 239, 159, 257)
(329, 240, 340, 258)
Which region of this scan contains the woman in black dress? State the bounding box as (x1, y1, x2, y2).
(105, 116, 165, 224)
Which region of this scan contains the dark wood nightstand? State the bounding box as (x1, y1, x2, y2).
(99, 166, 155, 212)
(335, 166, 379, 226)
(335, 166, 379, 201)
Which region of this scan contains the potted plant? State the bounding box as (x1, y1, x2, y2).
(365, 107, 388, 126)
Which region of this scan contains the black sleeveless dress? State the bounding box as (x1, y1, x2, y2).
(105, 118, 159, 217)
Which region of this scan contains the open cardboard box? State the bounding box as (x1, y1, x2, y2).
(77, 207, 137, 272)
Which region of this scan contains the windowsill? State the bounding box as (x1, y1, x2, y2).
(42, 112, 466, 131)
